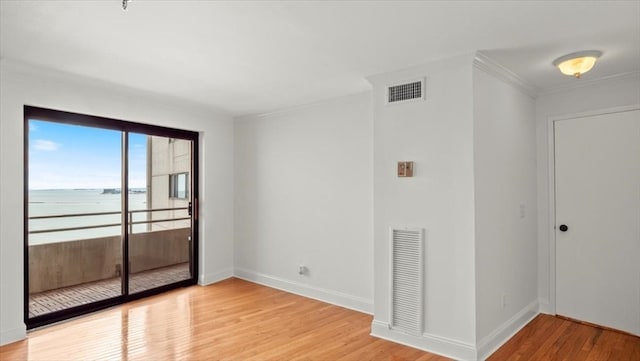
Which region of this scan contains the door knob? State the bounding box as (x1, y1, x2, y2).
(559, 224, 568, 232)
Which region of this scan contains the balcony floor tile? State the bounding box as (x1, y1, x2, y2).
(29, 263, 190, 318)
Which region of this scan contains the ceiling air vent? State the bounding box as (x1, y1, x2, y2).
(386, 79, 425, 104)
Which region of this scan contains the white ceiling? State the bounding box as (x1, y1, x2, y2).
(1, 1, 639, 116)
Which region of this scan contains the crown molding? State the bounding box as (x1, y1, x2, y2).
(1, 58, 232, 119)
(235, 90, 371, 121)
(473, 52, 539, 98)
(538, 71, 640, 97)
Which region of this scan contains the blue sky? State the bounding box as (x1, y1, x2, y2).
(29, 120, 147, 189)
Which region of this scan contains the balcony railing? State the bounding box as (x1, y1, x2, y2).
(28, 207, 190, 235)
(27, 207, 192, 294)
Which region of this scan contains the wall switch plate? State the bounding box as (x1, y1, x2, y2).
(397, 161, 414, 177)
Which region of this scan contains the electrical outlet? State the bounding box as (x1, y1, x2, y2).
(501, 293, 507, 308)
(298, 265, 306, 275)
(519, 204, 526, 218)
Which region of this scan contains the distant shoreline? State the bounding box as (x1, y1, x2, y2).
(102, 188, 146, 194)
(27, 190, 148, 244)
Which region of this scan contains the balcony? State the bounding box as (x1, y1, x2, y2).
(28, 208, 193, 318)
(29, 263, 190, 318)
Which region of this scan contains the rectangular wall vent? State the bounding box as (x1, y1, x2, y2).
(387, 79, 424, 104)
(390, 227, 424, 335)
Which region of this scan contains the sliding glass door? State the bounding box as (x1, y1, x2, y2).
(127, 134, 194, 294)
(27, 121, 125, 318)
(25, 106, 198, 328)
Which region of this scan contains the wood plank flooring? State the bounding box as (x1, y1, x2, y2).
(488, 313, 640, 361)
(1, 278, 639, 360)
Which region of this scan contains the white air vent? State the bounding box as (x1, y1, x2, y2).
(390, 227, 424, 335)
(386, 79, 425, 104)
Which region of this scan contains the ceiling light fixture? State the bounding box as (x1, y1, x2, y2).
(122, 0, 131, 11)
(552, 50, 602, 78)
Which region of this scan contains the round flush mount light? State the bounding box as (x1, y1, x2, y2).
(553, 50, 602, 78)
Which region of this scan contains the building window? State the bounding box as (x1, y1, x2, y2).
(169, 172, 188, 199)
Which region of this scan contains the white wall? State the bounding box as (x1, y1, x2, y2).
(5, 51, 632, 356)
(368, 55, 478, 359)
(473, 67, 538, 357)
(233, 93, 374, 312)
(536, 73, 640, 313)
(0, 60, 235, 345)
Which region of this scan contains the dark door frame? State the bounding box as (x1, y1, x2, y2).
(23, 105, 199, 329)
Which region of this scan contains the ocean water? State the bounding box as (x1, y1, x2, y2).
(28, 189, 148, 245)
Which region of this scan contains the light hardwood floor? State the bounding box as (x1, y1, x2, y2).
(1, 278, 638, 360)
(488, 313, 640, 361)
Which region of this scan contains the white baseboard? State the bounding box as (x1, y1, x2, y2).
(371, 300, 539, 361)
(234, 268, 373, 314)
(0, 324, 26, 346)
(537, 297, 553, 315)
(199, 268, 234, 285)
(476, 300, 539, 360)
(371, 320, 478, 361)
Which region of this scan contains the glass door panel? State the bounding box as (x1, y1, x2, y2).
(25, 106, 199, 329)
(127, 134, 193, 294)
(27, 120, 123, 319)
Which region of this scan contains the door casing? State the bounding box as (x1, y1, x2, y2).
(23, 105, 200, 329)
(545, 104, 640, 317)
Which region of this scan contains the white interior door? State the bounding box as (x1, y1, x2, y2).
(555, 109, 640, 336)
